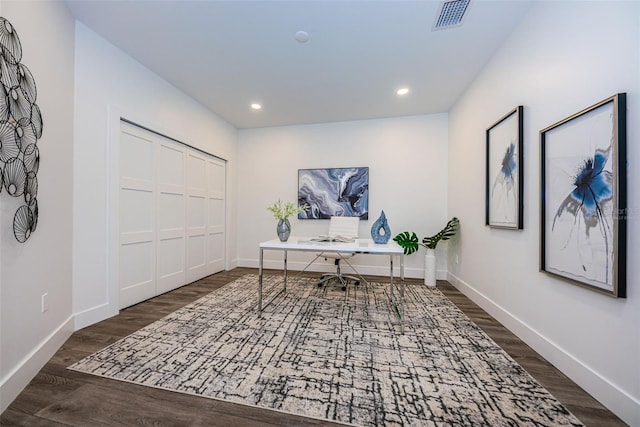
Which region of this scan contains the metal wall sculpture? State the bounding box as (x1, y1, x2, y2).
(0, 17, 43, 242)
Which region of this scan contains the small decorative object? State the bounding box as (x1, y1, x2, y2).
(276, 218, 291, 242)
(298, 167, 369, 219)
(393, 217, 460, 286)
(371, 210, 391, 244)
(0, 17, 43, 243)
(267, 198, 309, 242)
(486, 106, 523, 229)
(540, 93, 626, 298)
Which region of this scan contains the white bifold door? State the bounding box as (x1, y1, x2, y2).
(119, 121, 225, 309)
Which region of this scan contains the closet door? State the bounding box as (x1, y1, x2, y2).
(186, 151, 209, 283)
(206, 157, 225, 274)
(119, 124, 156, 308)
(156, 139, 187, 294)
(118, 121, 226, 308)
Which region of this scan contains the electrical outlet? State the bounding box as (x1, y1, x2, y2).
(41, 293, 49, 313)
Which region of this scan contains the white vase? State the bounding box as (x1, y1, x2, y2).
(424, 248, 436, 287)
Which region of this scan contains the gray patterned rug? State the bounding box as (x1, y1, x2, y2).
(69, 274, 583, 426)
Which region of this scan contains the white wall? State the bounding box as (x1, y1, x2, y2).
(447, 2, 639, 424)
(0, 0, 75, 412)
(73, 23, 238, 329)
(237, 114, 449, 278)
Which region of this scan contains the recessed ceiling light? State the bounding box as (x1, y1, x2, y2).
(397, 88, 410, 96)
(295, 30, 309, 43)
(251, 103, 262, 110)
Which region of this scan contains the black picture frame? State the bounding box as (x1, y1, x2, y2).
(486, 106, 524, 229)
(540, 93, 626, 298)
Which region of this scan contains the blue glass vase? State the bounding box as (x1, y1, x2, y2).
(371, 210, 391, 244)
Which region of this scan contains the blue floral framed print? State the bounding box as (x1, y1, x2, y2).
(486, 106, 524, 229)
(540, 94, 626, 298)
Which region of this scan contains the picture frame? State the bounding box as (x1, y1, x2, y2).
(486, 106, 524, 229)
(298, 167, 369, 219)
(540, 93, 626, 298)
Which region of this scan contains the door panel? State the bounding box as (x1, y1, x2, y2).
(119, 241, 155, 308)
(206, 158, 226, 274)
(120, 188, 154, 234)
(207, 232, 225, 273)
(119, 125, 156, 308)
(157, 237, 186, 293)
(186, 152, 208, 282)
(120, 131, 154, 182)
(156, 140, 186, 294)
(187, 233, 207, 282)
(158, 192, 184, 230)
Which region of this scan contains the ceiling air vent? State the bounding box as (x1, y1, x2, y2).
(433, 0, 471, 30)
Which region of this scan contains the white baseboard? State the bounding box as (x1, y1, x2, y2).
(0, 315, 74, 413)
(74, 302, 118, 331)
(447, 271, 640, 426)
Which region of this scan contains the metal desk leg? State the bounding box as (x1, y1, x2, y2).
(390, 254, 394, 301)
(283, 249, 287, 292)
(258, 247, 289, 311)
(258, 247, 264, 311)
(400, 253, 405, 333)
(390, 255, 397, 320)
(389, 253, 405, 334)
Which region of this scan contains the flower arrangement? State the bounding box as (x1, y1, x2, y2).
(267, 198, 309, 220)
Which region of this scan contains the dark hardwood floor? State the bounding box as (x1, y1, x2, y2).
(1, 268, 626, 426)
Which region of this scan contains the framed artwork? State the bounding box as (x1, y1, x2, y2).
(298, 167, 369, 219)
(486, 106, 524, 229)
(540, 93, 626, 298)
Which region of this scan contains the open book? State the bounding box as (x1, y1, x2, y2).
(310, 235, 355, 243)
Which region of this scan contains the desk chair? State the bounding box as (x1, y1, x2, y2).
(317, 216, 360, 291)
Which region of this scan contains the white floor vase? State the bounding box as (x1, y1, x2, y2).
(424, 249, 437, 286)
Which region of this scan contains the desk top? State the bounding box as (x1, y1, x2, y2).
(260, 236, 404, 254)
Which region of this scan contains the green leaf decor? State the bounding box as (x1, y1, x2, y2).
(393, 231, 420, 255)
(393, 217, 460, 255)
(423, 217, 459, 249)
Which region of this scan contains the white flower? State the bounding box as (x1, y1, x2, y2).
(267, 198, 309, 220)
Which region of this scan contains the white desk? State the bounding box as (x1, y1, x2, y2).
(258, 236, 405, 330)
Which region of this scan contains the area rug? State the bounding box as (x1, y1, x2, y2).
(69, 274, 583, 426)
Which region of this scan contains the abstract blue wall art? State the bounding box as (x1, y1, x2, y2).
(540, 94, 626, 298)
(298, 167, 368, 219)
(486, 106, 523, 229)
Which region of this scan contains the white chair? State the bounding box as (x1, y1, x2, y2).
(317, 216, 361, 291)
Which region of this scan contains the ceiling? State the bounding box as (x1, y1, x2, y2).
(65, 0, 533, 129)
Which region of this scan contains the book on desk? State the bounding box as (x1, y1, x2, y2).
(310, 235, 355, 243)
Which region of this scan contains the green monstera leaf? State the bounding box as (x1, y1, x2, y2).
(393, 217, 460, 254)
(393, 231, 420, 255)
(422, 217, 459, 249)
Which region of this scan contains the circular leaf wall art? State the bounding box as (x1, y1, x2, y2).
(0, 17, 43, 243)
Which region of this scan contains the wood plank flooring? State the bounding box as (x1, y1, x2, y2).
(1, 268, 626, 426)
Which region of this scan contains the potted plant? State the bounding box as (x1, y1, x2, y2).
(267, 198, 309, 242)
(393, 217, 459, 286)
